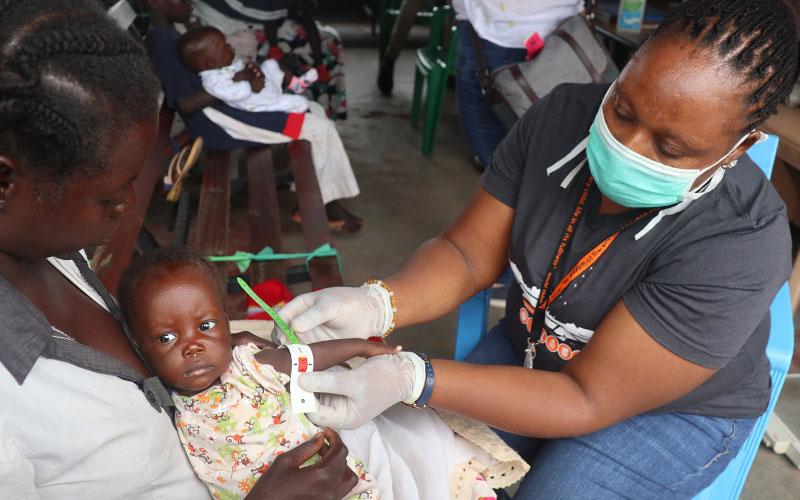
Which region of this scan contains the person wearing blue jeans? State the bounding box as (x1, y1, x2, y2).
(455, 22, 526, 169)
(465, 320, 758, 498)
(260, 1, 798, 498)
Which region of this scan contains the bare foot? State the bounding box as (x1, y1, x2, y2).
(325, 201, 366, 234)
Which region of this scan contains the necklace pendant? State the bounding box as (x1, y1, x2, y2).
(523, 338, 536, 369)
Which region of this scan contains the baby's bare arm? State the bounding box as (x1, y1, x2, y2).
(254, 339, 401, 375)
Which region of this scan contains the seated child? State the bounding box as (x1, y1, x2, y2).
(178, 26, 318, 114)
(117, 246, 391, 500)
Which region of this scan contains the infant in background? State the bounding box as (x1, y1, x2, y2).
(117, 247, 387, 500)
(178, 26, 318, 114)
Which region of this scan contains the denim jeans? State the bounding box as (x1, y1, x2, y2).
(465, 320, 759, 499)
(455, 22, 527, 168)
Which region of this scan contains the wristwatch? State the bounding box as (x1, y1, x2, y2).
(402, 352, 435, 409)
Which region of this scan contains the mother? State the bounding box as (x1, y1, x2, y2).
(0, 2, 355, 498)
(282, 0, 798, 497)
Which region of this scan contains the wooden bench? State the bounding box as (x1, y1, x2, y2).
(93, 104, 342, 303)
(193, 141, 343, 300)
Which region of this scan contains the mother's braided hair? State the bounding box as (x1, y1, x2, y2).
(0, 0, 160, 184)
(647, 0, 800, 133)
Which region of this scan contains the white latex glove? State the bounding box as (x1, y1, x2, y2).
(297, 353, 425, 429)
(272, 285, 392, 344)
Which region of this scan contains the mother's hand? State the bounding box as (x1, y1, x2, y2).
(245, 427, 357, 500)
(274, 286, 389, 343)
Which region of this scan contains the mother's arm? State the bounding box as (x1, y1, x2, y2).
(429, 300, 717, 437)
(175, 89, 219, 116)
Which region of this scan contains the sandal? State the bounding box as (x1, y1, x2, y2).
(164, 136, 203, 202)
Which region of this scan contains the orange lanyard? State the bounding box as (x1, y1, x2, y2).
(529, 176, 656, 341)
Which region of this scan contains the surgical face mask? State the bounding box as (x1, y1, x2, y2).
(586, 83, 752, 208)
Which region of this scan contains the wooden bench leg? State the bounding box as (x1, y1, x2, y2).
(192, 150, 231, 295)
(289, 140, 343, 289)
(246, 146, 285, 285)
(93, 104, 174, 296)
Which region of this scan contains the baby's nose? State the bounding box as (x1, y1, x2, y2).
(184, 341, 205, 357)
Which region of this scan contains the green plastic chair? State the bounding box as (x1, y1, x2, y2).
(410, 6, 459, 158)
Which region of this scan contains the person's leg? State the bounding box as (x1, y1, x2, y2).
(296, 111, 364, 232)
(378, 0, 426, 96)
(515, 412, 758, 499)
(455, 22, 527, 168)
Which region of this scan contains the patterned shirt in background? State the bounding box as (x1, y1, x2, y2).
(173, 344, 377, 500)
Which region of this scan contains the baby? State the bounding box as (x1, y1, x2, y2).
(178, 26, 317, 114)
(117, 246, 390, 500)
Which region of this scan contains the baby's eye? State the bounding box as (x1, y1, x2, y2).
(200, 321, 217, 332)
(158, 332, 177, 344)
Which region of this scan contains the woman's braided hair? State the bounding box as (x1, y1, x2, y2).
(0, 0, 160, 185)
(647, 0, 800, 132)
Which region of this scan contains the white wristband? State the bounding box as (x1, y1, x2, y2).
(361, 283, 394, 336)
(399, 352, 426, 405)
(286, 344, 318, 414)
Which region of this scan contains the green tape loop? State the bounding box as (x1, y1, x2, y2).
(236, 277, 301, 345)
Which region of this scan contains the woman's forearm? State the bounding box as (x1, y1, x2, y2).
(428, 360, 600, 437)
(384, 187, 514, 328)
(385, 236, 488, 327)
(426, 301, 717, 438)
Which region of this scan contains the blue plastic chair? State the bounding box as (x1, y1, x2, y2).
(454, 135, 794, 500)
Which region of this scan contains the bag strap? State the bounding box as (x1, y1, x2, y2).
(470, 22, 492, 93)
(509, 65, 538, 102)
(551, 27, 602, 82)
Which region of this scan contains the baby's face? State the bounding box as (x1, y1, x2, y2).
(205, 30, 236, 69)
(129, 268, 232, 396)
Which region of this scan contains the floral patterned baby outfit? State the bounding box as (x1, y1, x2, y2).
(173, 344, 377, 500)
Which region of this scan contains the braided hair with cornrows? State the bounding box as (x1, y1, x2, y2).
(646, 0, 800, 133)
(0, 0, 160, 188)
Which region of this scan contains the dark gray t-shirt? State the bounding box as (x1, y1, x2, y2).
(482, 83, 791, 418)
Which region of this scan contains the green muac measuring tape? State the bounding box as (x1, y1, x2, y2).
(236, 278, 319, 413)
(236, 277, 301, 345)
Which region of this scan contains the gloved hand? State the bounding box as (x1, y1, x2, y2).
(273, 285, 391, 344)
(298, 353, 424, 429)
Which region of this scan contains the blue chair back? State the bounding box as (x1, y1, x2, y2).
(454, 134, 794, 500)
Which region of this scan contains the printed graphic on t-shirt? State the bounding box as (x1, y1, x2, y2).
(510, 260, 592, 363)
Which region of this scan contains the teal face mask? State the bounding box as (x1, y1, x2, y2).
(586, 83, 750, 208)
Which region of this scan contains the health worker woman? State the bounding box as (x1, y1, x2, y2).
(280, 0, 798, 498)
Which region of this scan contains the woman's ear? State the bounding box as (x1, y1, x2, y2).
(0, 156, 20, 211)
(721, 130, 762, 165)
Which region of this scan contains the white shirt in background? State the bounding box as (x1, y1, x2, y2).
(460, 0, 584, 48)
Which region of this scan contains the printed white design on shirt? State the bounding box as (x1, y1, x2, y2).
(510, 259, 595, 345)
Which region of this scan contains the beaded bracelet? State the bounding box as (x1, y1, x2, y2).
(364, 279, 398, 336)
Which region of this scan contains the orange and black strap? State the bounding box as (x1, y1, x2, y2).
(529, 176, 656, 342)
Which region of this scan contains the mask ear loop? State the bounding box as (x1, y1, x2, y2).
(718, 130, 761, 170)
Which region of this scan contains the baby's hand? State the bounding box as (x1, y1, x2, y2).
(249, 76, 265, 93)
(233, 69, 253, 82)
(354, 339, 402, 358)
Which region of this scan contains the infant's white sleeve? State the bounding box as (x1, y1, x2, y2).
(200, 69, 253, 103)
(0, 423, 40, 500)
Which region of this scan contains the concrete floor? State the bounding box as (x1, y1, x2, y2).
(145, 18, 800, 499)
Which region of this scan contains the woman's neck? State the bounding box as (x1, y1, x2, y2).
(597, 194, 631, 215)
(0, 251, 44, 291)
